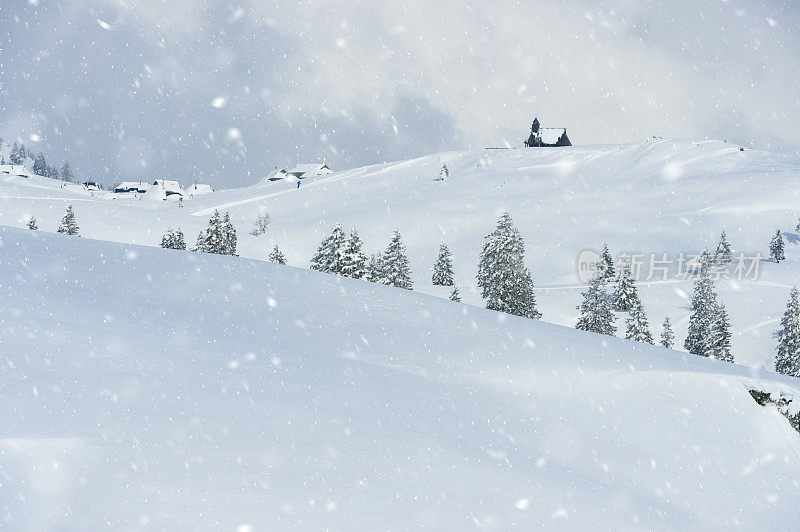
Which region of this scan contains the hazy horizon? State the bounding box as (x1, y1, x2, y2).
(2, 0, 799, 187)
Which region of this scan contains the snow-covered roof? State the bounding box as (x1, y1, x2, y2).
(539, 128, 567, 145)
(143, 185, 168, 201)
(114, 181, 151, 193)
(287, 163, 332, 178)
(152, 179, 183, 194)
(186, 183, 213, 194)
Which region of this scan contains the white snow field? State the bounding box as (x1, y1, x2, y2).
(2, 226, 800, 530)
(2, 139, 800, 369)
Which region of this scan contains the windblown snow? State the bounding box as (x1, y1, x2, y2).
(3, 139, 800, 528)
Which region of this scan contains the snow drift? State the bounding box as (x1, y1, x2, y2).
(1, 226, 800, 529)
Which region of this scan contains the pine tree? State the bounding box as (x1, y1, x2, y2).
(660, 317, 674, 349)
(710, 303, 733, 362)
(222, 212, 237, 256)
(60, 161, 74, 182)
(477, 213, 541, 319)
(599, 244, 615, 281)
(195, 210, 229, 254)
(310, 224, 347, 274)
(684, 251, 719, 357)
(27, 216, 38, 230)
(251, 212, 271, 236)
(57, 204, 79, 235)
(365, 253, 383, 283)
(341, 228, 368, 279)
(33, 152, 47, 176)
(432, 243, 454, 286)
(450, 284, 461, 302)
(796, 218, 800, 234)
(438, 164, 449, 181)
(776, 287, 800, 377)
(715, 230, 732, 265)
(161, 228, 186, 250)
(381, 230, 413, 289)
(613, 263, 639, 311)
(269, 245, 287, 265)
(576, 274, 616, 336)
(625, 299, 653, 344)
(10, 142, 21, 165)
(770, 230, 785, 262)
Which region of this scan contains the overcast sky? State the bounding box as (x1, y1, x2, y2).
(1, 0, 798, 187)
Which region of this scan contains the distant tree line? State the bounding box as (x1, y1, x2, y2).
(0, 138, 75, 182)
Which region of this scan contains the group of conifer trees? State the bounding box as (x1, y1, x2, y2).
(576, 239, 732, 360)
(1, 138, 74, 181)
(25, 205, 79, 235)
(160, 209, 237, 255)
(307, 213, 543, 313)
(309, 225, 414, 290)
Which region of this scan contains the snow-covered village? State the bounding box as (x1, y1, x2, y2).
(3, 1, 800, 530)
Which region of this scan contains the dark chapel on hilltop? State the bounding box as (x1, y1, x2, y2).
(523, 117, 571, 147)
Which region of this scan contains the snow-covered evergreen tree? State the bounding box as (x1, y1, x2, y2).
(57, 204, 79, 236)
(33, 153, 47, 176)
(710, 303, 733, 362)
(684, 251, 720, 357)
(576, 275, 616, 336)
(660, 317, 674, 349)
(341, 228, 368, 279)
(715, 230, 732, 265)
(310, 224, 347, 274)
(776, 287, 800, 377)
(450, 284, 461, 302)
(613, 263, 639, 311)
(796, 218, 800, 234)
(195, 210, 229, 254)
(269, 245, 287, 265)
(625, 299, 653, 344)
(251, 212, 271, 236)
(438, 164, 449, 181)
(10, 142, 22, 165)
(60, 160, 74, 182)
(380, 230, 413, 289)
(27, 216, 38, 230)
(477, 213, 541, 319)
(365, 253, 382, 283)
(432, 243, 454, 286)
(770, 230, 785, 262)
(222, 212, 237, 256)
(161, 228, 186, 250)
(599, 244, 615, 281)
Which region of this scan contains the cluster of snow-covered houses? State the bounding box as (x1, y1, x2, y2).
(265, 163, 332, 182)
(113, 164, 332, 196)
(1, 159, 333, 201)
(112, 179, 214, 200)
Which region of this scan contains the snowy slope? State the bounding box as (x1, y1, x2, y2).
(2, 139, 800, 371)
(2, 226, 800, 529)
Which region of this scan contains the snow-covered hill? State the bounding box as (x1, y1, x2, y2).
(2, 226, 800, 529)
(2, 139, 799, 369)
